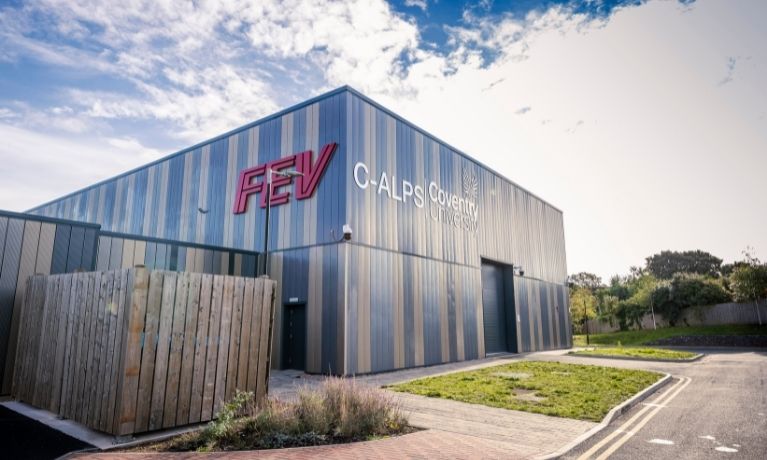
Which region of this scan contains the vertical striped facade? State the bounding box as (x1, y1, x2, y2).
(29, 86, 571, 376)
(0, 211, 99, 392)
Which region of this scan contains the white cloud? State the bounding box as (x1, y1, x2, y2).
(371, 0, 767, 277)
(0, 0, 765, 277)
(0, 123, 161, 211)
(404, 0, 428, 12)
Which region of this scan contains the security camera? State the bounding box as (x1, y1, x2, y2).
(342, 224, 353, 241)
(518, 269, 525, 277)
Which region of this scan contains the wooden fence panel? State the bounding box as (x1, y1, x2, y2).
(12, 268, 276, 436)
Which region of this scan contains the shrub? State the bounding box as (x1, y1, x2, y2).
(653, 273, 732, 326)
(188, 378, 408, 452)
(614, 300, 647, 331)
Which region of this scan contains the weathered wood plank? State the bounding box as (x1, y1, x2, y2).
(212, 276, 235, 416)
(60, 273, 85, 419)
(115, 267, 149, 435)
(236, 278, 255, 392)
(134, 270, 164, 433)
(106, 269, 129, 433)
(149, 272, 177, 431)
(99, 270, 121, 431)
(189, 273, 213, 424)
(176, 272, 201, 425)
(74, 272, 97, 424)
(50, 275, 74, 413)
(255, 279, 275, 404)
(162, 272, 188, 428)
(90, 271, 113, 427)
(246, 278, 264, 393)
(12, 268, 277, 436)
(225, 277, 244, 401)
(88, 271, 107, 425)
(201, 275, 224, 421)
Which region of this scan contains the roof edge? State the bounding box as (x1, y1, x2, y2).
(341, 86, 563, 214)
(27, 85, 352, 212)
(29, 84, 562, 215)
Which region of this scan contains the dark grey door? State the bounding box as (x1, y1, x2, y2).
(482, 262, 507, 353)
(281, 304, 306, 370)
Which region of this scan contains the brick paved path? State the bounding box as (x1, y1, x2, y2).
(68, 430, 517, 460)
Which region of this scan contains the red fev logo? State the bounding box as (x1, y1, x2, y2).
(233, 142, 337, 214)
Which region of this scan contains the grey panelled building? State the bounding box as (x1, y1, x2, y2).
(23, 86, 572, 376)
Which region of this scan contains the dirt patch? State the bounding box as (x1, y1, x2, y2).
(513, 389, 545, 403)
(493, 372, 532, 380)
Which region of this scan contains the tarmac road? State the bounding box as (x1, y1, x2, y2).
(551, 348, 767, 459)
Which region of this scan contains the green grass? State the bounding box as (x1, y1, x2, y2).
(573, 324, 767, 347)
(387, 361, 662, 422)
(571, 347, 697, 360)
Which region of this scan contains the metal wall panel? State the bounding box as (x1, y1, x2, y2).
(0, 211, 100, 392)
(0, 218, 23, 388)
(28, 87, 570, 373)
(95, 233, 259, 278)
(31, 93, 349, 258)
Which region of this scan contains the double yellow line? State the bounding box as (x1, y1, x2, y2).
(577, 376, 692, 460)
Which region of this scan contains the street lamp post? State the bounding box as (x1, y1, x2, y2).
(261, 168, 303, 277)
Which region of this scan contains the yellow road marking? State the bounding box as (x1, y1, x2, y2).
(595, 377, 692, 460)
(576, 377, 689, 460)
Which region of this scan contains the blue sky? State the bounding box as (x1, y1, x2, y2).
(0, 0, 764, 279)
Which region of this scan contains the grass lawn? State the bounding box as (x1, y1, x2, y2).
(387, 361, 662, 422)
(573, 324, 767, 347)
(570, 347, 697, 360)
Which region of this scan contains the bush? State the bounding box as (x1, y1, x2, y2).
(652, 274, 732, 326)
(188, 378, 408, 452)
(614, 300, 647, 331)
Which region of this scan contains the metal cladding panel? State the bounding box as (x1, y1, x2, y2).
(30, 92, 349, 257)
(0, 219, 23, 385)
(26, 87, 569, 371)
(51, 225, 71, 275)
(345, 245, 482, 375)
(0, 212, 100, 392)
(65, 226, 85, 272)
(344, 92, 566, 285)
(268, 245, 343, 375)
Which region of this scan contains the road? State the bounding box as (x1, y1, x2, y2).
(546, 348, 767, 459)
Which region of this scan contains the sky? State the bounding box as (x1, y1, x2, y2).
(0, 0, 764, 281)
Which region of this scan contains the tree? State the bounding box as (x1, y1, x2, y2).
(614, 274, 658, 330)
(730, 249, 767, 326)
(567, 272, 603, 292)
(645, 250, 723, 279)
(569, 287, 597, 334)
(652, 273, 732, 326)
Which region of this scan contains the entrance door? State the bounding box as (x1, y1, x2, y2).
(482, 262, 508, 353)
(281, 304, 306, 370)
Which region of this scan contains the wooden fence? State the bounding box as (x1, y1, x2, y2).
(11, 267, 276, 436)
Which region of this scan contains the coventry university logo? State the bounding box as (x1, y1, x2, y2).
(462, 168, 478, 201)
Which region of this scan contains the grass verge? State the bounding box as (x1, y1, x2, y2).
(573, 324, 767, 347)
(129, 378, 411, 452)
(387, 361, 662, 422)
(570, 347, 697, 360)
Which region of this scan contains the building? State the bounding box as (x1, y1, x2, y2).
(23, 86, 571, 376)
